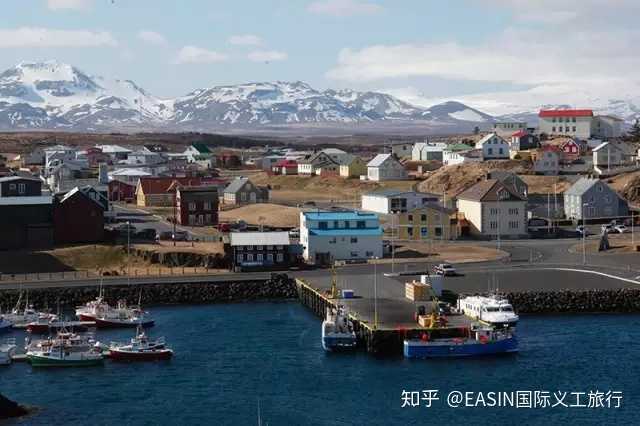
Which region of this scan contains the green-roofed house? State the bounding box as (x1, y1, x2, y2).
(184, 143, 215, 164)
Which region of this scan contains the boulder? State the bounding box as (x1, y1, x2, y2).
(0, 393, 29, 419)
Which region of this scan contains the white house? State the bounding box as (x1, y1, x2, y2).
(361, 190, 439, 214)
(592, 115, 623, 139)
(367, 154, 407, 181)
(456, 179, 528, 238)
(412, 141, 447, 161)
(443, 147, 482, 166)
(538, 109, 594, 139)
(122, 150, 164, 167)
(299, 210, 383, 263)
(297, 149, 346, 176)
(389, 141, 414, 159)
(475, 133, 510, 160)
(108, 168, 152, 185)
(95, 144, 132, 161)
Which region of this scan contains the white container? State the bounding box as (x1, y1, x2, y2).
(420, 275, 443, 297)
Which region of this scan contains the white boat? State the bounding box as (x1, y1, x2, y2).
(0, 339, 16, 365)
(456, 295, 519, 328)
(2, 292, 57, 328)
(0, 316, 12, 333)
(25, 329, 97, 354)
(321, 305, 357, 352)
(27, 344, 103, 367)
(106, 326, 173, 361)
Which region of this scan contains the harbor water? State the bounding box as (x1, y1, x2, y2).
(1, 302, 638, 425)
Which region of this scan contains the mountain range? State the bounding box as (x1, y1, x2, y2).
(0, 60, 637, 133)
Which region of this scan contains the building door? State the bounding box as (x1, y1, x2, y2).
(250, 192, 257, 203)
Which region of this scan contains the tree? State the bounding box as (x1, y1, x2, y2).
(629, 119, 640, 143)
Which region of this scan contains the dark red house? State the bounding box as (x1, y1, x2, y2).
(108, 179, 136, 202)
(271, 159, 298, 175)
(176, 185, 219, 226)
(53, 188, 104, 244)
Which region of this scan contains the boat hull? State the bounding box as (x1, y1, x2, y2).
(93, 318, 155, 329)
(108, 349, 173, 361)
(28, 354, 104, 367)
(321, 335, 357, 352)
(404, 337, 518, 359)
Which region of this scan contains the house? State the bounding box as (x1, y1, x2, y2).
(299, 210, 383, 264)
(367, 154, 407, 181)
(563, 178, 629, 220)
(136, 177, 202, 207)
(183, 144, 213, 164)
(558, 138, 586, 164)
(592, 142, 627, 168)
(396, 204, 459, 240)
(486, 171, 528, 198)
(361, 190, 439, 214)
(271, 159, 298, 175)
(510, 130, 540, 151)
(0, 196, 54, 250)
(389, 141, 414, 159)
(493, 121, 527, 138)
(0, 176, 42, 197)
(227, 232, 293, 272)
(108, 179, 136, 202)
(456, 179, 528, 238)
(44, 145, 76, 166)
(538, 109, 594, 139)
(592, 115, 623, 139)
(475, 133, 510, 160)
(412, 141, 447, 161)
(297, 150, 344, 176)
(53, 188, 104, 244)
(176, 186, 219, 226)
(95, 145, 132, 161)
(77, 185, 110, 212)
(223, 177, 269, 206)
(443, 146, 482, 166)
(339, 156, 367, 178)
(531, 146, 560, 175)
(123, 150, 164, 167)
(108, 168, 152, 185)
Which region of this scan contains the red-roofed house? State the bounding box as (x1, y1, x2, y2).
(510, 129, 540, 151)
(271, 159, 298, 175)
(135, 177, 202, 207)
(538, 109, 594, 139)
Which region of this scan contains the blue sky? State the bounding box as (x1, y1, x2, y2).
(2, 0, 639, 114)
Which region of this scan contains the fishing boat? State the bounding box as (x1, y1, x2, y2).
(25, 329, 97, 354)
(0, 339, 16, 365)
(93, 300, 154, 328)
(27, 344, 104, 367)
(321, 305, 357, 352)
(0, 315, 12, 333)
(2, 292, 57, 328)
(404, 325, 518, 359)
(106, 326, 172, 361)
(456, 295, 519, 328)
(26, 319, 93, 334)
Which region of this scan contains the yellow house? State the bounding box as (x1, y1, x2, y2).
(395, 205, 459, 240)
(339, 156, 367, 178)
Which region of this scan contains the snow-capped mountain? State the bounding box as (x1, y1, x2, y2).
(0, 60, 498, 131)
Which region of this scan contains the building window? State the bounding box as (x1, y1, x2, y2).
(344, 221, 350, 229)
(552, 127, 556, 132)
(350, 237, 358, 243)
(319, 221, 328, 229)
(276, 245, 283, 250)
(357, 221, 365, 229)
(407, 227, 414, 236)
(408, 214, 413, 221)
(204, 201, 212, 210)
(205, 214, 211, 224)
(365, 251, 374, 257)
(572, 117, 576, 122)
(329, 237, 337, 244)
(247, 254, 254, 262)
(435, 227, 442, 237)
(421, 227, 428, 237)
(257, 253, 263, 262)
(267, 254, 274, 262)
(18, 183, 26, 194)
(421, 214, 427, 222)
(490, 221, 498, 229)
(334, 221, 339, 228)
(267, 245, 273, 250)
(189, 215, 195, 225)
(247, 245, 253, 250)
(9, 183, 16, 190)
(552, 118, 556, 123)
(198, 215, 204, 225)
(240, 192, 247, 201)
(488, 148, 493, 155)
(189, 202, 196, 211)
(572, 126, 576, 132)
(256, 245, 263, 250)
(350, 251, 359, 257)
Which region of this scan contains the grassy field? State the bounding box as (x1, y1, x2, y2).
(219, 203, 301, 228)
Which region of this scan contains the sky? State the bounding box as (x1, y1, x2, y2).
(1, 0, 640, 114)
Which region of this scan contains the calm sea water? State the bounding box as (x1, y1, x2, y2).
(1, 303, 638, 426)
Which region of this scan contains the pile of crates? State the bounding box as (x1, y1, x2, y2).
(405, 281, 432, 301)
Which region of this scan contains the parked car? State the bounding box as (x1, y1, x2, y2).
(156, 230, 190, 242)
(601, 224, 614, 234)
(434, 263, 456, 276)
(156, 231, 173, 241)
(135, 228, 157, 240)
(614, 225, 629, 234)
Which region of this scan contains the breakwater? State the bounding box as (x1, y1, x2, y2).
(0, 274, 296, 309)
(0, 393, 29, 419)
(505, 288, 640, 313)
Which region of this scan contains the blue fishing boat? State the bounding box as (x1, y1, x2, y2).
(404, 326, 518, 359)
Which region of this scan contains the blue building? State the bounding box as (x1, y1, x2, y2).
(299, 210, 383, 264)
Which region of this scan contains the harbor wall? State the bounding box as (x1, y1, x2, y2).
(505, 288, 640, 314)
(0, 274, 296, 309)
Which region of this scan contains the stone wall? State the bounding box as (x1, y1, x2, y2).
(505, 289, 640, 314)
(0, 274, 296, 309)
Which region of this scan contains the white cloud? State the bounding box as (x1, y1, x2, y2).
(138, 30, 167, 46)
(307, 0, 383, 17)
(0, 27, 117, 48)
(174, 46, 228, 64)
(47, 0, 92, 10)
(228, 34, 263, 46)
(247, 50, 288, 62)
